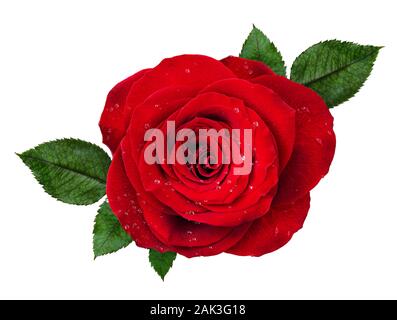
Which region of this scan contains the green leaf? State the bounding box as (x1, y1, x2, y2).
(240, 25, 286, 76)
(93, 201, 132, 258)
(290, 40, 382, 108)
(17, 138, 110, 205)
(149, 249, 177, 280)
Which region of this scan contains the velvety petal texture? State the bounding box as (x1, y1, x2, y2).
(101, 55, 336, 258)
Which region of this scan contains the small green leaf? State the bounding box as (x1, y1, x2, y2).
(290, 40, 382, 108)
(93, 201, 132, 258)
(149, 249, 177, 280)
(17, 138, 110, 205)
(240, 25, 286, 76)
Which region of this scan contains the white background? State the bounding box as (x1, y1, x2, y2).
(0, 0, 396, 300)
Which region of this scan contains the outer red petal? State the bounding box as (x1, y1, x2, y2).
(221, 56, 275, 79)
(107, 149, 172, 252)
(253, 75, 336, 205)
(227, 193, 310, 256)
(99, 69, 150, 153)
(175, 223, 252, 258)
(125, 54, 235, 115)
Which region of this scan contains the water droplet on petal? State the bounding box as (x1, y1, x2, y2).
(124, 224, 130, 230)
(315, 138, 323, 145)
(233, 107, 240, 114)
(252, 121, 259, 127)
(186, 230, 193, 235)
(184, 68, 191, 74)
(248, 185, 254, 191)
(144, 123, 150, 129)
(153, 179, 161, 185)
(114, 103, 120, 110)
(274, 226, 279, 236)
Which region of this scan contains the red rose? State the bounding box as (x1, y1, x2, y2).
(99, 55, 335, 257)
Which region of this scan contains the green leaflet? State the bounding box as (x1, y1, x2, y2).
(290, 40, 382, 108)
(93, 201, 132, 258)
(240, 25, 286, 76)
(17, 138, 110, 205)
(149, 249, 177, 281)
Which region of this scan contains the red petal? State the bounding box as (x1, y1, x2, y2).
(175, 223, 251, 258)
(227, 193, 310, 256)
(221, 56, 274, 79)
(99, 69, 149, 153)
(201, 78, 296, 170)
(254, 75, 336, 205)
(120, 137, 249, 248)
(125, 54, 235, 115)
(106, 149, 171, 252)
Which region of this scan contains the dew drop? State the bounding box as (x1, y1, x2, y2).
(248, 69, 254, 75)
(229, 188, 234, 193)
(153, 179, 161, 185)
(248, 185, 254, 191)
(114, 103, 120, 110)
(154, 104, 160, 108)
(233, 107, 240, 114)
(184, 68, 191, 74)
(299, 106, 309, 113)
(252, 121, 259, 128)
(144, 123, 150, 129)
(124, 211, 129, 216)
(315, 138, 323, 145)
(216, 185, 222, 190)
(124, 224, 130, 230)
(186, 230, 193, 235)
(274, 226, 279, 236)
